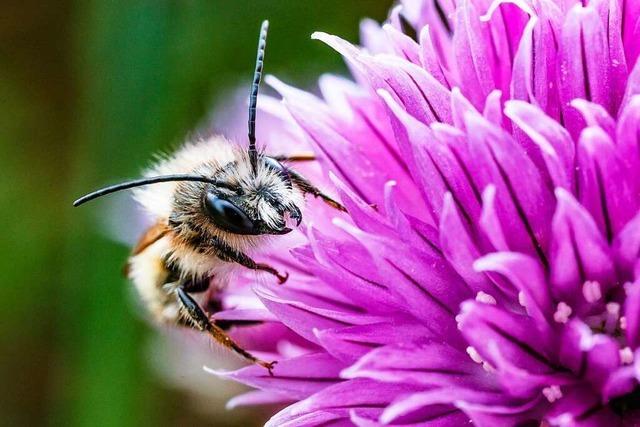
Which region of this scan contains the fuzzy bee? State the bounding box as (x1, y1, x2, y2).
(74, 21, 345, 375)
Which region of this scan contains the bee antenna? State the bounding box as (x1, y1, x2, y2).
(248, 19, 269, 174)
(73, 174, 221, 207)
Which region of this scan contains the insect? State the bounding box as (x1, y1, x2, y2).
(73, 20, 345, 375)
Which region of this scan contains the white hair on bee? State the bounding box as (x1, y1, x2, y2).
(133, 137, 237, 220)
(217, 149, 304, 230)
(134, 137, 303, 235)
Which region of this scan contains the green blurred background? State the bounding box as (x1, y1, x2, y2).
(0, 1, 390, 426)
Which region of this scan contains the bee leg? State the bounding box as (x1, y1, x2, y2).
(181, 276, 210, 293)
(253, 262, 289, 284)
(175, 287, 277, 376)
(287, 169, 347, 212)
(216, 247, 289, 284)
(271, 152, 316, 162)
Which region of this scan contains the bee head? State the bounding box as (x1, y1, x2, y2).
(170, 155, 302, 238)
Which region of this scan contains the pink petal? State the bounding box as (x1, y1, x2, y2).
(267, 379, 420, 427)
(621, 0, 640, 68)
(226, 390, 293, 409)
(510, 8, 561, 119)
(440, 192, 504, 298)
(505, 100, 575, 190)
(613, 210, 640, 281)
(615, 96, 640, 199)
(383, 23, 421, 65)
(343, 340, 492, 389)
(465, 113, 555, 266)
(546, 386, 619, 426)
(577, 125, 638, 240)
(315, 320, 432, 363)
(453, 0, 497, 108)
(418, 25, 453, 88)
(550, 188, 615, 310)
(360, 18, 393, 55)
(334, 220, 469, 346)
(558, 5, 611, 138)
(474, 252, 553, 325)
(590, 0, 628, 114)
(256, 284, 385, 344)
(207, 352, 343, 400)
(479, 184, 510, 252)
(458, 301, 569, 397)
(624, 280, 640, 349)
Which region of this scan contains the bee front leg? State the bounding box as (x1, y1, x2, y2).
(268, 153, 346, 212)
(175, 287, 277, 376)
(287, 169, 347, 212)
(214, 244, 289, 284)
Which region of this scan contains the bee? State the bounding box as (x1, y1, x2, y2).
(73, 20, 345, 375)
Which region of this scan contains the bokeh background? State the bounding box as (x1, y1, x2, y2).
(0, 1, 391, 426)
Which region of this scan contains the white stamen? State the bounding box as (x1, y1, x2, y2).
(620, 316, 628, 330)
(607, 302, 621, 316)
(466, 346, 483, 364)
(582, 281, 602, 303)
(455, 314, 464, 330)
(553, 302, 572, 324)
(620, 347, 634, 365)
(542, 385, 563, 403)
(518, 291, 527, 307)
(476, 291, 497, 305)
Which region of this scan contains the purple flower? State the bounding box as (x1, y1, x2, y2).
(202, 0, 640, 425)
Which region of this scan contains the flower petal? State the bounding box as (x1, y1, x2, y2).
(267, 76, 388, 207)
(207, 352, 343, 400)
(590, 0, 628, 114)
(267, 379, 420, 427)
(453, 0, 498, 108)
(613, 209, 640, 281)
(558, 5, 612, 137)
(382, 387, 538, 426)
(440, 192, 507, 299)
(615, 95, 640, 201)
(547, 386, 619, 426)
(624, 280, 640, 349)
(418, 25, 453, 89)
(458, 301, 569, 397)
(383, 23, 421, 65)
(550, 188, 615, 311)
(314, 320, 431, 363)
(571, 98, 616, 140)
(343, 340, 493, 390)
(621, 0, 640, 69)
(381, 389, 471, 426)
(559, 320, 621, 391)
(384, 93, 481, 223)
(256, 284, 385, 344)
(510, 7, 561, 118)
(577, 125, 637, 240)
(465, 112, 555, 266)
(474, 251, 553, 324)
(333, 221, 470, 349)
(226, 390, 293, 409)
(505, 100, 574, 190)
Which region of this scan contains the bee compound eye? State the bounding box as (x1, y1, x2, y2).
(203, 193, 256, 234)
